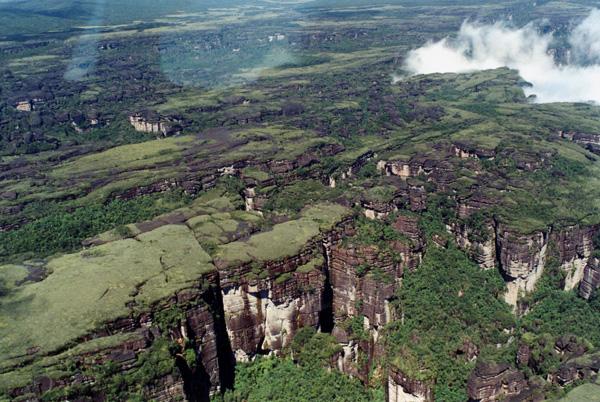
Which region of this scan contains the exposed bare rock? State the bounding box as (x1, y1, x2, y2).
(217, 246, 326, 361)
(391, 180, 428, 212)
(552, 352, 600, 386)
(343, 150, 375, 178)
(456, 193, 496, 219)
(5, 271, 226, 400)
(552, 225, 597, 290)
(452, 141, 496, 160)
(128, 111, 182, 137)
(451, 221, 496, 269)
(392, 214, 425, 271)
(579, 257, 600, 300)
(329, 243, 400, 327)
(362, 199, 398, 220)
(328, 240, 406, 380)
(559, 131, 600, 155)
(495, 225, 550, 306)
(387, 367, 434, 402)
(467, 362, 529, 402)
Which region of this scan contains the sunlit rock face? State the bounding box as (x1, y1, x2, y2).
(495, 225, 550, 307)
(387, 367, 434, 402)
(553, 225, 597, 291)
(217, 247, 326, 362)
(327, 215, 425, 381)
(467, 362, 529, 402)
(579, 257, 600, 300)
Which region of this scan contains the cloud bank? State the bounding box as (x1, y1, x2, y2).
(403, 9, 600, 103)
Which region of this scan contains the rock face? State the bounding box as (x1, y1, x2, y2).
(128, 112, 181, 137)
(467, 362, 529, 402)
(553, 225, 596, 291)
(217, 249, 326, 362)
(559, 131, 600, 155)
(15, 99, 33, 112)
(387, 367, 434, 402)
(579, 257, 600, 300)
(362, 199, 398, 220)
(328, 242, 396, 379)
(243, 186, 268, 214)
(495, 225, 550, 306)
(327, 222, 420, 380)
(552, 352, 600, 386)
(329, 243, 400, 325)
(451, 221, 496, 269)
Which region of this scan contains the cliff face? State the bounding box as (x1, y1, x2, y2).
(451, 221, 496, 269)
(387, 367, 434, 402)
(553, 225, 597, 291)
(328, 242, 399, 380)
(329, 243, 399, 324)
(3, 204, 596, 401)
(493, 225, 549, 306)
(326, 216, 424, 381)
(579, 257, 600, 300)
(5, 272, 229, 402)
(467, 362, 530, 402)
(217, 250, 326, 361)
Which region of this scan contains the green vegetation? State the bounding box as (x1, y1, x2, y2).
(561, 381, 600, 402)
(217, 357, 375, 402)
(0, 224, 214, 361)
(215, 203, 349, 266)
(2, 1, 600, 400)
(297, 256, 324, 273)
(265, 179, 343, 214)
(387, 245, 514, 401)
(217, 328, 381, 402)
(34, 336, 178, 402)
(353, 215, 402, 246)
(520, 243, 600, 366)
(89, 337, 177, 401)
(0, 190, 191, 262)
(522, 292, 600, 348)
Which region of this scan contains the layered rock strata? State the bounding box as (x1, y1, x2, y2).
(387, 367, 434, 402)
(467, 363, 530, 402)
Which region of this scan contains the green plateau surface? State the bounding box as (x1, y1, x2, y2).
(0, 224, 214, 362)
(1, 0, 600, 400)
(215, 203, 350, 267)
(561, 382, 600, 402)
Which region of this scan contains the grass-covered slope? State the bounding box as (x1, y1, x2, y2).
(0, 224, 214, 363)
(215, 203, 350, 267)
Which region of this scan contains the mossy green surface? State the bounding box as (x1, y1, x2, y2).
(0, 224, 214, 362)
(297, 256, 324, 273)
(215, 203, 349, 266)
(0, 332, 140, 390)
(560, 383, 600, 402)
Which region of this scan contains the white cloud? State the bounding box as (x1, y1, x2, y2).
(403, 10, 600, 104)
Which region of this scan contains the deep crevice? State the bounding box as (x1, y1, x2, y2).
(319, 248, 335, 333)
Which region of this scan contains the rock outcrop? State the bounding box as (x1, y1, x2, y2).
(128, 112, 182, 137)
(4, 271, 229, 401)
(387, 367, 434, 402)
(553, 225, 596, 291)
(216, 248, 327, 362)
(467, 362, 529, 402)
(328, 238, 406, 379)
(552, 352, 600, 386)
(559, 131, 600, 155)
(451, 221, 496, 269)
(579, 257, 600, 300)
(495, 225, 550, 307)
